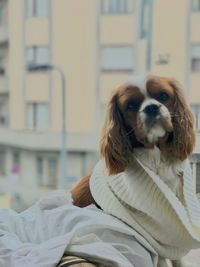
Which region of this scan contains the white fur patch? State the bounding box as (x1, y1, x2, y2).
(147, 125, 166, 143)
(127, 74, 149, 97)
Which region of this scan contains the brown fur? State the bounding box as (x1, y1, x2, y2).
(71, 176, 95, 207)
(167, 79, 195, 160)
(100, 92, 134, 175)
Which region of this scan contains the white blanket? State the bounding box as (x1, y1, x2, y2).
(0, 190, 158, 267)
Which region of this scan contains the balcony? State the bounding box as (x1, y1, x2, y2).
(0, 128, 98, 152)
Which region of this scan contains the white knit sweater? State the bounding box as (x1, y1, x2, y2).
(89, 147, 200, 261)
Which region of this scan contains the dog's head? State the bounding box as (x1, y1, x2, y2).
(100, 74, 195, 174)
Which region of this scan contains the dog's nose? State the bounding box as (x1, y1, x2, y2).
(144, 104, 159, 117)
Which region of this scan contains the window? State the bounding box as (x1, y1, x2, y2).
(101, 46, 135, 72)
(47, 158, 58, 188)
(192, 0, 200, 11)
(101, 0, 134, 14)
(191, 45, 200, 72)
(196, 162, 200, 193)
(0, 94, 8, 127)
(0, 46, 8, 74)
(0, 56, 5, 74)
(26, 0, 49, 17)
(36, 156, 44, 186)
(26, 46, 49, 66)
(192, 105, 200, 131)
(0, 1, 7, 25)
(36, 155, 58, 188)
(140, 0, 151, 38)
(27, 102, 49, 130)
(11, 151, 21, 177)
(0, 149, 6, 176)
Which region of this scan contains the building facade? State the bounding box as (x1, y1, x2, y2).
(0, 0, 100, 206)
(0, 0, 200, 207)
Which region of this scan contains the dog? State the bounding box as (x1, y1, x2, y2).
(72, 74, 195, 203)
(70, 74, 197, 267)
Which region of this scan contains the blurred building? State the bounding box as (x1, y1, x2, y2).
(0, 0, 100, 207)
(0, 0, 200, 208)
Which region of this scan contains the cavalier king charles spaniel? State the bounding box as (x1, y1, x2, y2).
(71, 74, 195, 208)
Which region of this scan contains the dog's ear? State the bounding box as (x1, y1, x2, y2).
(71, 176, 95, 207)
(100, 91, 133, 174)
(168, 78, 195, 160)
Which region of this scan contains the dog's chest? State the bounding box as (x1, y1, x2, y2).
(134, 147, 184, 195)
(156, 161, 182, 194)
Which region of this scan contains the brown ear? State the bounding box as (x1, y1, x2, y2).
(100, 92, 133, 174)
(167, 78, 195, 160)
(71, 175, 95, 207)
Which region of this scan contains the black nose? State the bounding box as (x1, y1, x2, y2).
(144, 104, 159, 117)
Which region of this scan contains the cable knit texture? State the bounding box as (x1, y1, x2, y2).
(89, 147, 200, 261)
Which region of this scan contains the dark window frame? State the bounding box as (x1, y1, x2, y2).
(196, 162, 200, 194)
(140, 0, 151, 39)
(0, 93, 9, 128)
(0, 148, 6, 176)
(191, 105, 200, 131)
(26, 45, 49, 67)
(101, 0, 134, 15)
(26, 0, 49, 18)
(26, 102, 49, 130)
(191, 44, 200, 73)
(192, 0, 200, 12)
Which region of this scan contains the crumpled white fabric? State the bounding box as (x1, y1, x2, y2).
(0, 190, 158, 267)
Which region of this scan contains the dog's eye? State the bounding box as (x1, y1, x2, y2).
(158, 92, 169, 102)
(126, 101, 140, 111)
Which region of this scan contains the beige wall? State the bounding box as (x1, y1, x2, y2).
(101, 15, 136, 44)
(8, 0, 98, 135)
(151, 0, 188, 85)
(8, 0, 25, 129)
(51, 0, 97, 134)
(25, 18, 49, 46)
(25, 73, 50, 102)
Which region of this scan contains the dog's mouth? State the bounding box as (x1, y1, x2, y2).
(126, 108, 174, 149)
(136, 131, 173, 149)
(145, 113, 164, 124)
(145, 111, 173, 129)
(135, 118, 173, 147)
